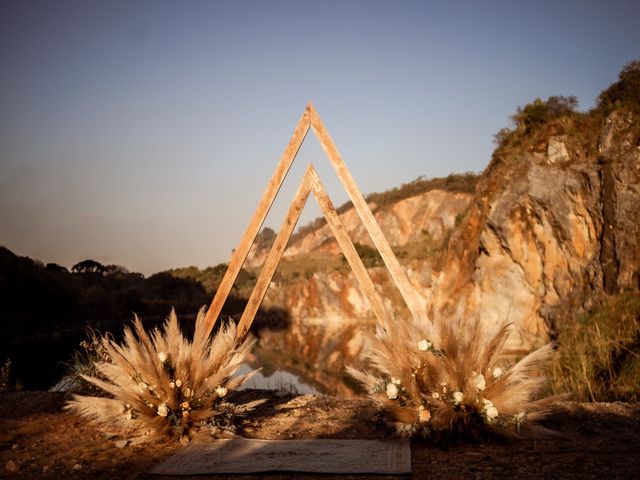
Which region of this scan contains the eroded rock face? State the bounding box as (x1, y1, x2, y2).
(428, 111, 640, 351)
(284, 189, 470, 257)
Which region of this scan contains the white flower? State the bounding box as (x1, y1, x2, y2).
(391, 377, 401, 385)
(492, 367, 504, 379)
(418, 406, 431, 423)
(514, 411, 525, 432)
(453, 391, 464, 404)
(471, 372, 486, 391)
(138, 382, 148, 392)
(175, 379, 182, 388)
(157, 403, 168, 417)
(183, 388, 191, 397)
(386, 383, 399, 400)
(180, 401, 190, 409)
(215, 386, 228, 398)
(169, 381, 175, 389)
(418, 339, 431, 351)
(431, 392, 440, 399)
(481, 398, 498, 420)
(486, 406, 499, 419)
(158, 351, 168, 363)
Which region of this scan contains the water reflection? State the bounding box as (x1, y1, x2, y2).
(237, 362, 320, 395)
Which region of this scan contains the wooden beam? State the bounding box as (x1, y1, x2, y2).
(308, 106, 428, 324)
(203, 105, 311, 336)
(308, 166, 390, 326)
(235, 166, 313, 343)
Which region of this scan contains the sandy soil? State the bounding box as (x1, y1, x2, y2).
(1, 390, 639, 479)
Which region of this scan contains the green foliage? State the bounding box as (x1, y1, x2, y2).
(168, 263, 255, 297)
(511, 96, 578, 134)
(353, 242, 384, 268)
(598, 60, 640, 113)
(366, 173, 479, 214)
(550, 291, 640, 402)
(254, 227, 276, 251)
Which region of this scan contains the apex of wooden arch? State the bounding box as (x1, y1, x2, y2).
(204, 103, 428, 341)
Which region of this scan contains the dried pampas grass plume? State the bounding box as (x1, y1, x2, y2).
(348, 316, 563, 440)
(65, 308, 258, 443)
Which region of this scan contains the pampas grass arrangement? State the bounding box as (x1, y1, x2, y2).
(65, 308, 258, 443)
(348, 316, 562, 440)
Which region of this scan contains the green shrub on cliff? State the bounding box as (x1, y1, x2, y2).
(598, 60, 640, 114)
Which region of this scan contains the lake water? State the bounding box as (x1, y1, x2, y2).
(50, 362, 320, 395)
(236, 363, 320, 394)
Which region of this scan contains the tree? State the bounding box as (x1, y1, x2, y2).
(72, 259, 106, 275)
(45, 263, 69, 274)
(598, 60, 640, 112)
(511, 96, 578, 133)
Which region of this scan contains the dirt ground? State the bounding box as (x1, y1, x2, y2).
(1, 390, 639, 479)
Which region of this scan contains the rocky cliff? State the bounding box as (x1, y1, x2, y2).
(245, 64, 640, 392)
(429, 110, 640, 353)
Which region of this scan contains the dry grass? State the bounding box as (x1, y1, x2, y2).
(65, 308, 258, 443)
(550, 292, 640, 402)
(348, 316, 562, 440)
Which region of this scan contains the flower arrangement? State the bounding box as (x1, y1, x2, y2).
(65, 308, 258, 443)
(348, 316, 561, 439)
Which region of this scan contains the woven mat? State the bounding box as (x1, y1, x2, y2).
(150, 438, 411, 475)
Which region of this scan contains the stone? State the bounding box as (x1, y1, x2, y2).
(547, 136, 570, 163)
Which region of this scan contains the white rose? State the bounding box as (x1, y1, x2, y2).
(175, 379, 182, 388)
(472, 373, 486, 391)
(486, 406, 499, 419)
(215, 386, 228, 398)
(158, 351, 168, 363)
(157, 403, 168, 417)
(453, 391, 464, 404)
(386, 383, 398, 400)
(169, 381, 175, 389)
(492, 367, 504, 379)
(418, 339, 431, 351)
(431, 392, 440, 399)
(391, 377, 401, 385)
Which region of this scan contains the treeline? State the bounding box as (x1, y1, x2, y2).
(0, 246, 264, 347)
(0, 246, 291, 389)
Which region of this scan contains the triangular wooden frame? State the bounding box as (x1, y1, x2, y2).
(204, 103, 427, 342)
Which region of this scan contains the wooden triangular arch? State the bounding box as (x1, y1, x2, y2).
(204, 103, 428, 342)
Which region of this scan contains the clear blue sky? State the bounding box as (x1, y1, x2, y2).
(1, 0, 638, 275)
